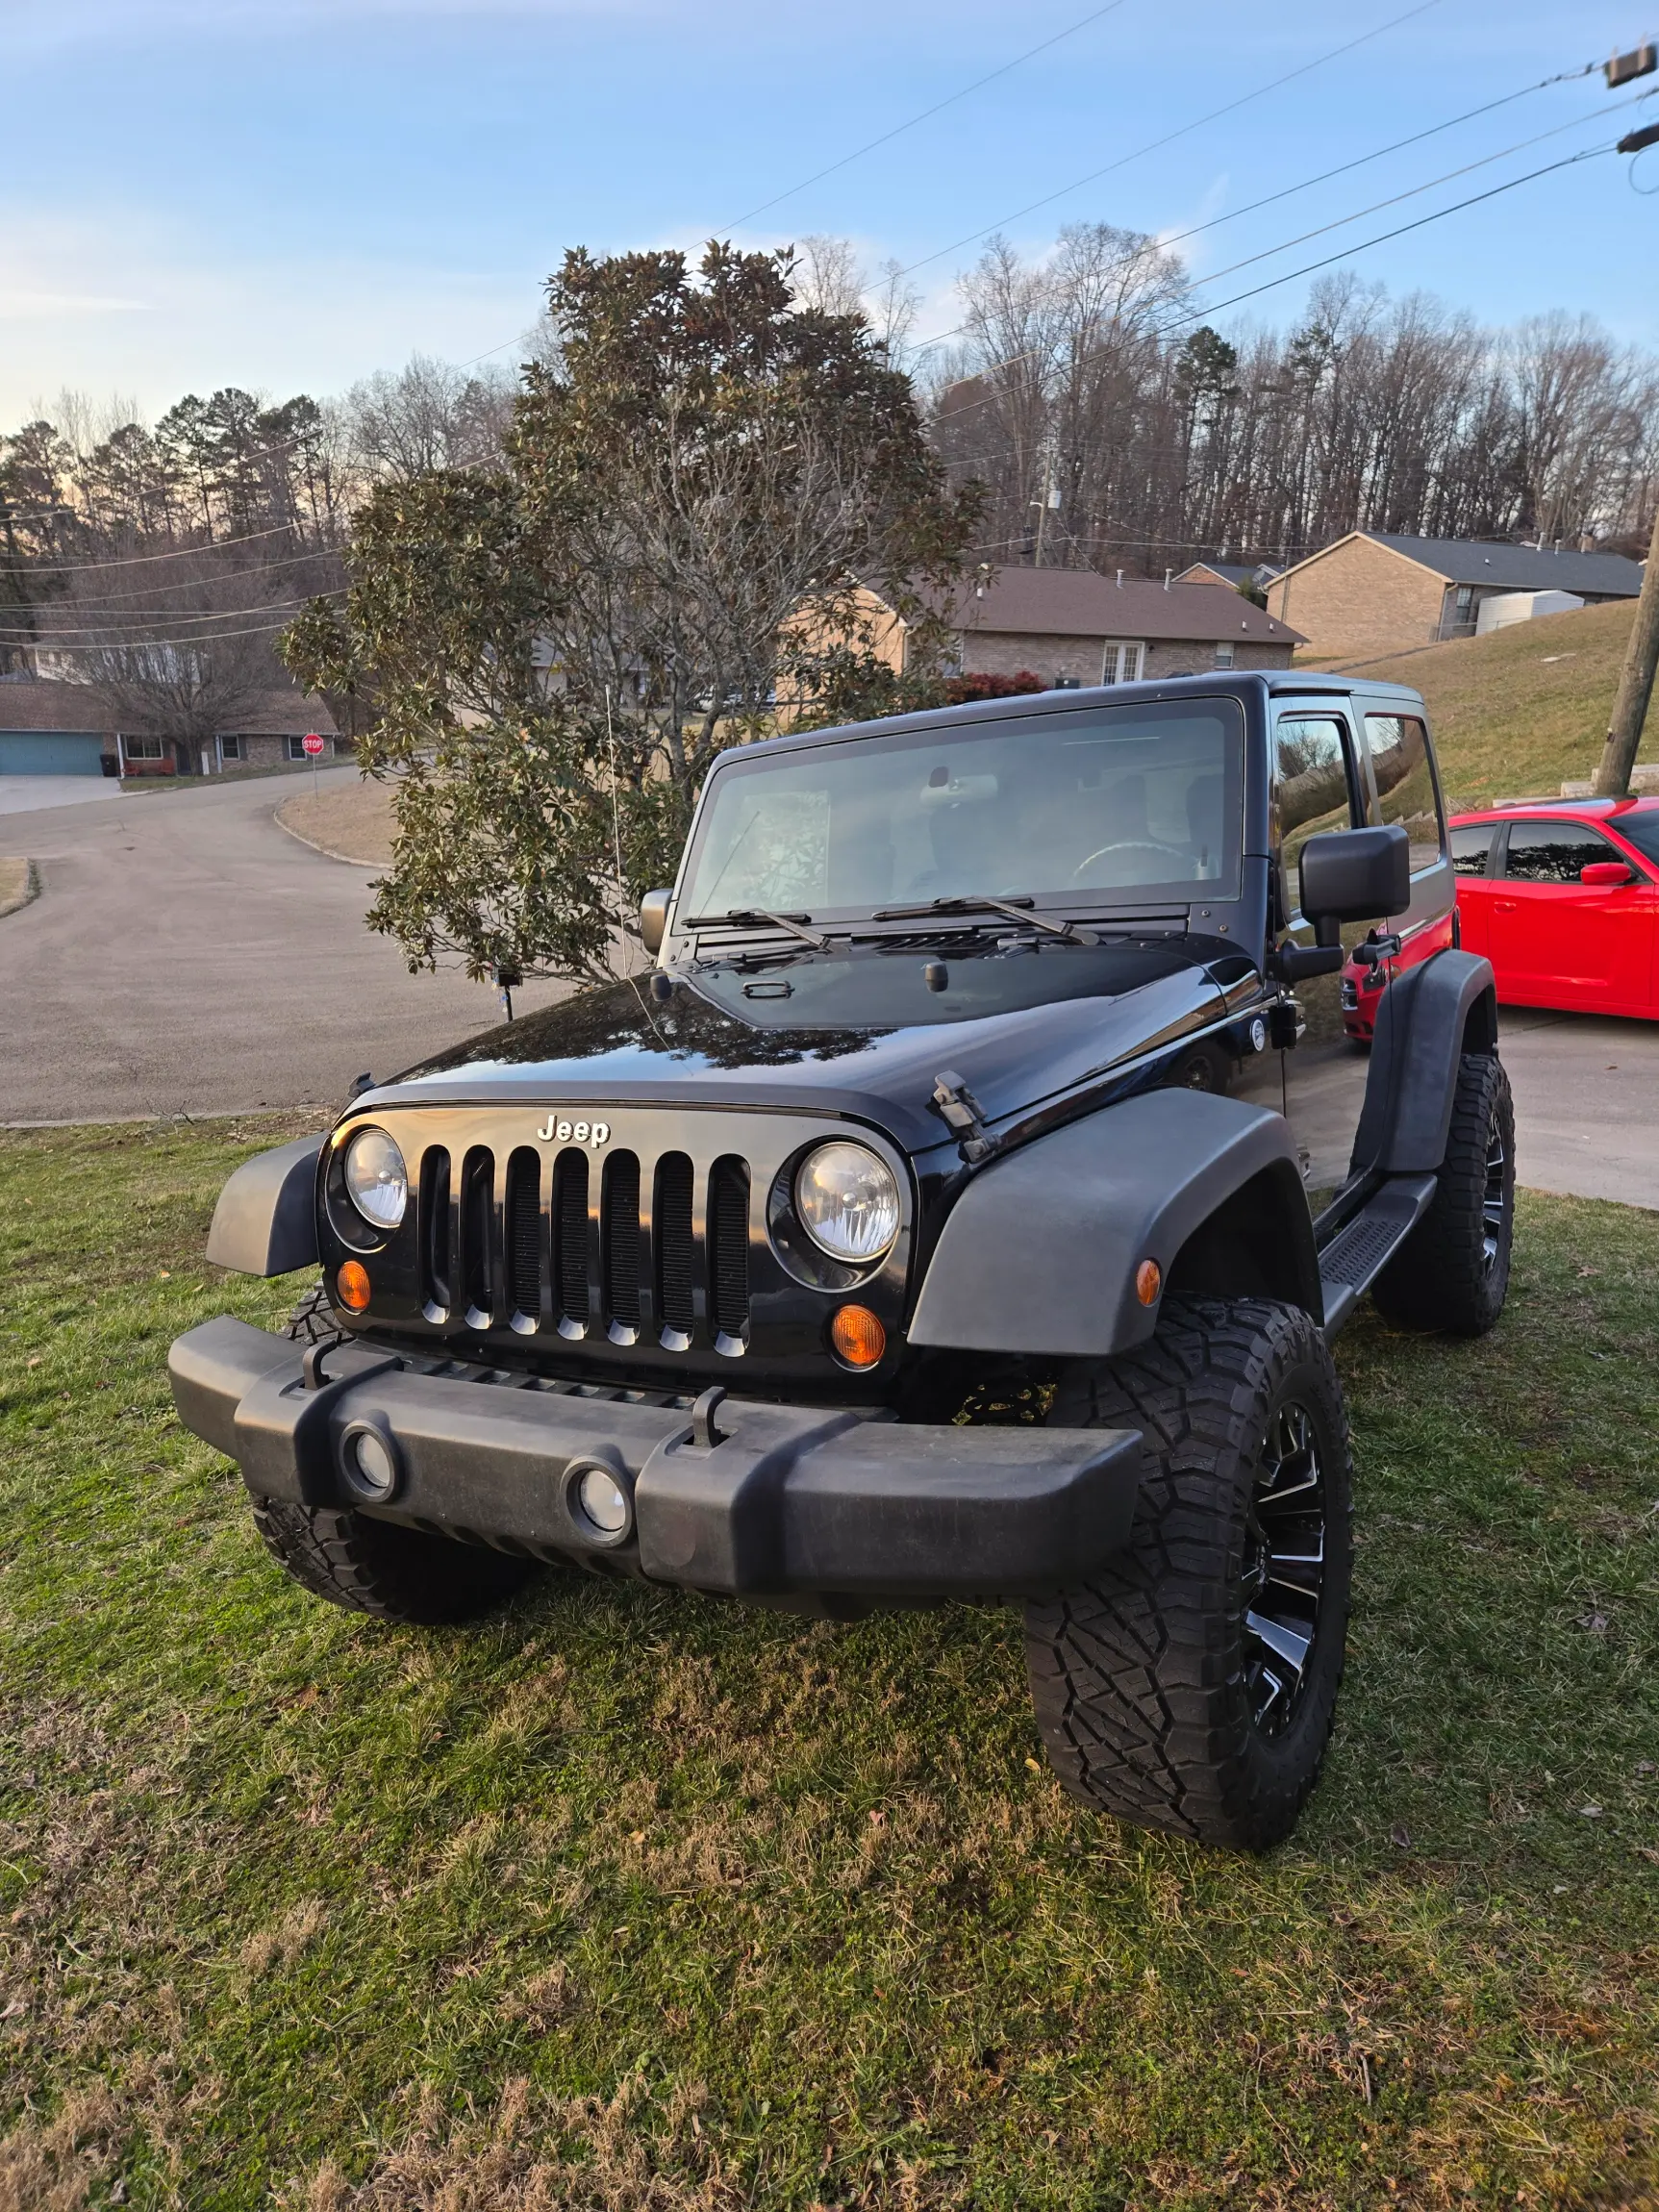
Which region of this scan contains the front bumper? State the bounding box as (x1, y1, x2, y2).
(168, 1318, 1145, 1603)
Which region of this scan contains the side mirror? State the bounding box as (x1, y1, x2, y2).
(1580, 861, 1634, 888)
(639, 888, 672, 955)
(1299, 824, 1411, 948)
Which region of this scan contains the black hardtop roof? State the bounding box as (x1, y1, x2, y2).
(727, 669, 1424, 767)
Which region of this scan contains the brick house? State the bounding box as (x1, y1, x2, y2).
(1264, 532, 1645, 662)
(861, 567, 1303, 689)
(0, 676, 340, 779)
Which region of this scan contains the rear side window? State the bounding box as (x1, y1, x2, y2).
(1274, 716, 1360, 893)
(1502, 821, 1620, 884)
(1449, 823, 1496, 877)
(1364, 715, 1444, 872)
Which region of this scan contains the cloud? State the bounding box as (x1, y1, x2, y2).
(0, 290, 151, 318)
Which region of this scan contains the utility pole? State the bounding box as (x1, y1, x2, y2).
(1591, 61, 1659, 797)
(1591, 499, 1659, 795)
(1030, 447, 1059, 567)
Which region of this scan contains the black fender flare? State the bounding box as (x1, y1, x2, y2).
(907, 1089, 1323, 1358)
(205, 1135, 323, 1276)
(1350, 948, 1497, 1177)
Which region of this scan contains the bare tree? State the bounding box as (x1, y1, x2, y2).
(341, 354, 516, 483)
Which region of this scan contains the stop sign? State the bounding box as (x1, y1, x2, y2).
(301, 732, 326, 758)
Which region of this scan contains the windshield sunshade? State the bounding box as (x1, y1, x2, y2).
(680, 698, 1246, 922)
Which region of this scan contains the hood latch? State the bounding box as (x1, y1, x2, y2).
(931, 1069, 998, 1165)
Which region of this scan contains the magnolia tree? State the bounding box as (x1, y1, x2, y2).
(282, 241, 981, 986)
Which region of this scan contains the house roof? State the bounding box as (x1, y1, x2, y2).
(938, 567, 1304, 645)
(0, 676, 338, 737)
(0, 679, 114, 734)
(1298, 532, 1644, 596)
(1173, 561, 1258, 589)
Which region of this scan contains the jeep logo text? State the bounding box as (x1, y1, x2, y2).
(537, 1115, 610, 1148)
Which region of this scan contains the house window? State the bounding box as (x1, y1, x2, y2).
(1101, 641, 1144, 684)
(284, 735, 312, 761)
(1214, 643, 1236, 668)
(124, 735, 163, 760)
(219, 735, 243, 761)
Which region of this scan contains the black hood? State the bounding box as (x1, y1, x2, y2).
(375, 938, 1233, 1156)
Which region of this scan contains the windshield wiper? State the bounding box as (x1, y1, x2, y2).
(682, 906, 829, 951)
(872, 894, 1095, 944)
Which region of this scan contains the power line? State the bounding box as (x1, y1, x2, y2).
(718, 0, 1138, 230)
(5, 547, 346, 612)
(7, 616, 308, 650)
(16, 522, 314, 576)
(918, 96, 1637, 450)
(1173, 142, 1615, 326)
(893, 0, 1451, 281)
(1145, 57, 1607, 260)
(3, 591, 344, 642)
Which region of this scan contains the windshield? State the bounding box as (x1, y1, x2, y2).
(679, 698, 1245, 922)
(1606, 807, 1659, 871)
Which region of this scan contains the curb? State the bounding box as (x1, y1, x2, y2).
(0, 859, 40, 919)
(271, 803, 383, 870)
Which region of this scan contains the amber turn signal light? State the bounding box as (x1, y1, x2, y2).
(1135, 1259, 1162, 1308)
(336, 1259, 371, 1312)
(830, 1304, 886, 1369)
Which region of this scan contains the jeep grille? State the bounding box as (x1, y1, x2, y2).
(321, 1105, 912, 1376)
(412, 1139, 750, 1350)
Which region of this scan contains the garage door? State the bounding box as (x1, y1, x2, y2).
(0, 731, 107, 775)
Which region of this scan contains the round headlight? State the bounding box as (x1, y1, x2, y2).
(342, 1126, 408, 1230)
(794, 1142, 900, 1264)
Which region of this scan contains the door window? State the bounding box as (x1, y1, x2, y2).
(1502, 821, 1621, 883)
(1363, 715, 1444, 873)
(1274, 715, 1361, 904)
(1449, 823, 1496, 875)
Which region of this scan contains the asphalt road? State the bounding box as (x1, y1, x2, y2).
(0, 769, 570, 1123)
(1, 773, 1653, 1208)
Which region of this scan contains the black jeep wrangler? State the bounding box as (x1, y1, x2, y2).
(170, 671, 1513, 1850)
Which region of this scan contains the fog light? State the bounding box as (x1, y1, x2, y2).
(337, 1259, 370, 1311)
(564, 1458, 633, 1546)
(1249, 1016, 1268, 1052)
(1135, 1259, 1162, 1307)
(830, 1304, 887, 1369)
(339, 1421, 399, 1503)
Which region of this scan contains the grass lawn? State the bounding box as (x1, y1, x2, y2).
(1308, 598, 1652, 812)
(3, 1122, 1657, 2209)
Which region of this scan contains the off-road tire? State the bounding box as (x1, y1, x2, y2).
(1370, 1050, 1514, 1338)
(1024, 1296, 1353, 1851)
(284, 1279, 341, 1346)
(247, 1283, 537, 1623)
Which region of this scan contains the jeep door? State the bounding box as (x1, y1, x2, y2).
(1267, 704, 1374, 1214)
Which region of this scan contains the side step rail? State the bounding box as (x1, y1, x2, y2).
(1318, 1172, 1439, 1337)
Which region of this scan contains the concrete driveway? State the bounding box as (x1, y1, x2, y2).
(0, 768, 571, 1123)
(0, 775, 125, 816)
(1497, 1007, 1659, 1210)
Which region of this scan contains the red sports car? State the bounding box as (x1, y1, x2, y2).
(1449, 796, 1659, 1019)
(1340, 794, 1659, 1036)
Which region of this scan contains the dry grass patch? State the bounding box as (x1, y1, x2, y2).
(276, 778, 396, 867)
(0, 859, 38, 920)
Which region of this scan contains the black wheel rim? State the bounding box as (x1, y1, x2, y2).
(1482, 1119, 1509, 1270)
(1240, 1399, 1326, 1738)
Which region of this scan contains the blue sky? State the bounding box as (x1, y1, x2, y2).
(4, 0, 1657, 425)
